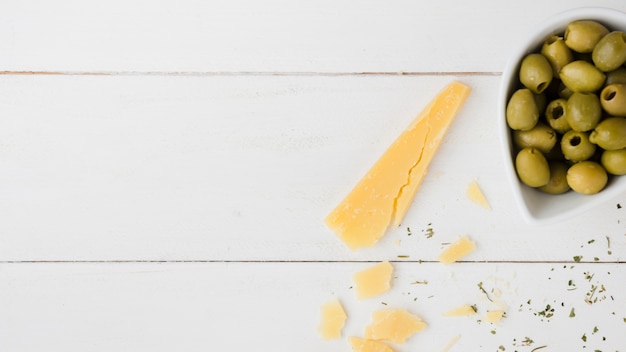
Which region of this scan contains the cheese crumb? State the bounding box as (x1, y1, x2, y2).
(485, 310, 505, 324)
(353, 261, 393, 299)
(348, 336, 394, 352)
(438, 236, 476, 264)
(317, 299, 347, 340)
(441, 335, 461, 352)
(443, 304, 477, 317)
(466, 180, 491, 210)
(364, 309, 427, 344)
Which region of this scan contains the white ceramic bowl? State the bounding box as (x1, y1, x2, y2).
(499, 7, 626, 225)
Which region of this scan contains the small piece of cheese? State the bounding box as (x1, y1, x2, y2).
(441, 335, 461, 352)
(325, 82, 471, 250)
(438, 236, 476, 264)
(485, 310, 505, 324)
(348, 337, 394, 352)
(467, 180, 491, 210)
(353, 261, 393, 299)
(317, 299, 347, 340)
(443, 304, 477, 317)
(364, 309, 427, 344)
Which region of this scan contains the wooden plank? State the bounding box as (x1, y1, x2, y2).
(1, 74, 625, 262)
(0, 261, 624, 351)
(0, 0, 625, 72)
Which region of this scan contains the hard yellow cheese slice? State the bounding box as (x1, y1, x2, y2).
(467, 180, 491, 210)
(364, 309, 427, 344)
(348, 337, 394, 352)
(326, 82, 471, 250)
(438, 236, 476, 264)
(353, 261, 393, 299)
(317, 299, 347, 340)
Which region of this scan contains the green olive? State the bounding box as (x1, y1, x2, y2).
(566, 161, 608, 194)
(566, 92, 602, 132)
(600, 83, 626, 116)
(564, 20, 609, 53)
(601, 148, 626, 175)
(515, 147, 550, 187)
(589, 116, 626, 150)
(592, 31, 626, 72)
(519, 53, 553, 94)
(557, 81, 575, 99)
(560, 60, 606, 93)
(545, 98, 571, 133)
(541, 35, 574, 77)
(513, 123, 557, 153)
(506, 88, 540, 131)
(561, 130, 596, 162)
(538, 161, 571, 194)
(605, 67, 626, 85)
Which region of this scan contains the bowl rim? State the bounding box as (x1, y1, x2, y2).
(498, 7, 626, 225)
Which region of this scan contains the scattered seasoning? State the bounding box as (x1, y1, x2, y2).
(410, 280, 428, 285)
(582, 333, 587, 342)
(477, 282, 494, 302)
(568, 279, 577, 291)
(407, 227, 412, 236)
(569, 307, 576, 318)
(606, 236, 612, 255)
(617, 203, 622, 209)
(535, 304, 555, 320)
(422, 223, 434, 238)
(490, 330, 496, 335)
(594, 257, 600, 261)
(498, 345, 505, 351)
(521, 337, 534, 346)
(471, 304, 478, 313)
(381, 302, 387, 305)
(530, 346, 547, 352)
(574, 256, 583, 262)
(397, 255, 410, 258)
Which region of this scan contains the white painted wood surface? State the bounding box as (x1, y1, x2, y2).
(1, 1, 626, 351)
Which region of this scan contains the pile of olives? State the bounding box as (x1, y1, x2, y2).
(506, 19, 626, 195)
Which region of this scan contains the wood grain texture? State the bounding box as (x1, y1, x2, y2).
(1, 75, 624, 261)
(2, 1, 626, 351)
(1, 262, 624, 351)
(0, 0, 624, 72)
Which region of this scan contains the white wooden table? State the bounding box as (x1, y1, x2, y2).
(2, 1, 626, 351)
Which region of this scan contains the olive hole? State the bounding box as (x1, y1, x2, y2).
(551, 106, 564, 119)
(569, 136, 581, 147)
(537, 82, 548, 93)
(603, 89, 616, 101)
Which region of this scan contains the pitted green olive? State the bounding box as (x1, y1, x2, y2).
(601, 148, 626, 175)
(545, 98, 571, 133)
(513, 123, 557, 153)
(566, 161, 608, 195)
(519, 53, 553, 94)
(506, 88, 540, 131)
(600, 83, 626, 116)
(560, 60, 606, 93)
(566, 92, 602, 132)
(538, 161, 571, 194)
(564, 20, 609, 53)
(605, 67, 626, 85)
(592, 31, 626, 72)
(561, 130, 596, 162)
(515, 147, 550, 187)
(589, 117, 626, 150)
(541, 36, 574, 77)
